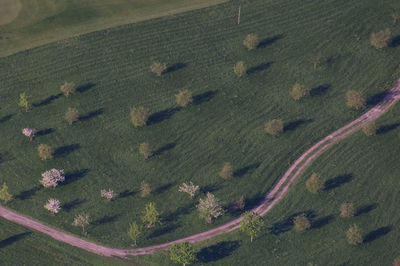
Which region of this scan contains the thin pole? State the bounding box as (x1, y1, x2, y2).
(238, 6, 241, 25)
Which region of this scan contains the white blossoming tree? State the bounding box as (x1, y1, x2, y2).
(22, 128, 36, 141)
(40, 169, 65, 188)
(44, 198, 61, 215)
(178, 181, 199, 199)
(197, 192, 225, 224)
(73, 213, 90, 236)
(100, 189, 114, 201)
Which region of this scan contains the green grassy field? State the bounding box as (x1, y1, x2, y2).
(1, 0, 400, 264)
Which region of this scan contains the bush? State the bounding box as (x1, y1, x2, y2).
(220, 162, 233, 179)
(150, 62, 167, 76)
(306, 173, 324, 194)
(340, 202, 355, 218)
(243, 34, 259, 50)
(175, 90, 193, 107)
(265, 119, 284, 136)
(38, 144, 53, 160)
(65, 108, 79, 125)
(346, 224, 363, 245)
(130, 107, 149, 127)
(346, 90, 365, 109)
(293, 214, 310, 232)
(60, 81, 76, 97)
(290, 83, 309, 100)
(234, 61, 247, 77)
(362, 122, 377, 136)
(370, 29, 391, 49)
(139, 142, 152, 159)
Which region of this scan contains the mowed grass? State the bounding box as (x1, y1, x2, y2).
(0, 0, 227, 57)
(1, 0, 400, 253)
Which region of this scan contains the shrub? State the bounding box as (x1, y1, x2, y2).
(150, 62, 167, 76)
(38, 144, 53, 160)
(290, 83, 309, 100)
(60, 81, 76, 97)
(265, 119, 284, 136)
(293, 214, 311, 232)
(346, 224, 363, 245)
(306, 173, 324, 194)
(140, 181, 151, 198)
(346, 90, 365, 109)
(362, 122, 377, 136)
(65, 108, 79, 125)
(234, 61, 247, 77)
(175, 90, 193, 107)
(139, 142, 152, 159)
(340, 202, 355, 218)
(130, 107, 149, 127)
(243, 34, 259, 50)
(220, 162, 233, 179)
(370, 29, 391, 49)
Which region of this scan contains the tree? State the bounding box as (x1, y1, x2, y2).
(306, 173, 324, 194)
(139, 142, 152, 159)
(178, 182, 199, 199)
(169, 242, 196, 266)
(362, 122, 377, 136)
(150, 62, 167, 77)
(130, 107, 149, 127)
(197, 192, 224, 224)
(44, 198, 61, 216)
(100, 189, 114, 201)
(60, 81, 76, 97)
(265, 119, 284, 136)
(65, 107, 79, 125)
(293, 214, 310, 232)
(40, 169, 65, 188)
(175, 90, 193, 107)
(243, 34, 259, 50)
(240, 211, 264, 242)
(393, 257, 400, 266)
(219, 162, 233, 179)
(22, 128, 36, 141)
(73, 213, 90, 236)
(19, 92, 30, 112)
(234, 61, 247, 77)
(140, 181, 151, 198)
(290, 83, 309, 100)
(141, 202, 159, 228)
(346, 90, 365, 109)
(309, 54, 322, 70)
(340, 202, 355, 218)
(392, 13, 400, 24)
(0, 183, 12, 205)
(346, 224, 363, 245)
(37, 144, 54, 160)
(230, 195, 245, 212)
(370, 29, 391, 49)
(127, 222, 141, 246)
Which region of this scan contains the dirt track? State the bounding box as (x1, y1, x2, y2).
(1, 79, 400, 257)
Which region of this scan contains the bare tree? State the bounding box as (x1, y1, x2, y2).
(346, 224, 362, 245)
(308, 54, 322, 70)
(178, 182, 199, 199)
(130, 107, 149, 127)
(265, 119, 284, 136)
(362, 122, 377, 136)
(44, 198, 61, 215)
(220, 162, 233, 179)
(65, 108, 79, 125)
(197, 193, 224, 224)
(37, 144, 54, 160)
(140, 181, 151, 198)
(234, 61, 247, 77)
(293, 214, 310, 232)
(346, 90, 365, 109)
(139, 142, 152, 159)
(306, 173, 324, 194)
(175, 90, 193, 107)
(340, 202, 355, 218)
(290, 83, 309, 100)
(60, 82, 76, 97)
(243, 34, 259, 50)
(370, 29, 391, 49)
(150, 62, 167, 77)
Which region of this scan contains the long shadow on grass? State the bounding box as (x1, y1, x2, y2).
(93, 214, 122, 226)
(162, 203, 195, 222)
(165, 63, 186, 74)
(284, 119, 313, 132)
(247, 62, 273, 75)
(258, 34, 284, 48)
(367, 91, 387, 106)
(152, 142, 176, 157)
(148, 224, 180, 239)
(324, 174, 353, 191)
(54, 144, 80, 158)
(310, 84, 331, 96)
(147, 107, 181, 125)
(33, 93, 62, 107)
(15, 186, 41, 200)
(311, 214, 335, 229)
(269, 210, 314, 235)
(377, 123, 400, 134)
(200, 183, 223, 194)
(36, 128, 55, 137)
(355, 203, 377, 216)
(79, 108, 104, 121)
(234, 162, 261, 177)
(193, 90, 218, 105)
(63, 199, 86, 212)
(0, 232, 32, 248)
(197, 241, 241, 263)
(118, 189, 136, 198)
(77, 83, 96, 93)
(154, 182, 175, 195)
(390, 36, 400, 48)
(364, 226, 392, 243)
(63, 169, 89, 186)
(244, 193, 265, 211)
(0, 114, 13, 123)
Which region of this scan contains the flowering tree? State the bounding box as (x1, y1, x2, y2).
(40, 169, 65, 188)
(44, 198, 61, 215)
(197, 193, 224, 224)
(22, 128, 36, 141)
(100, 189, 114, 201)
(178, 182, 199, 199)
(73, 213, 90, 236)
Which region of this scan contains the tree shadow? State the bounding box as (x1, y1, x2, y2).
(364, 226, 392, 243)
(152, 142, 176, 157)
(377, 123, 400, 134)
(63, 199, 86, 212)
(367, 91, 387, 106)
(284, 119, 313, 132)
(311, 215, 335, 229)
(77, 83, 96, 93)
(356, 203, 377, 216)
(234, 162, 261, 177)
(118, 189, 136, 198)
(390, 35, 400, 48)
(165, 63, 186, 74)
(79, 108, 104, 121)
(33, 93, 62, 107)
(258, 34, 284, 48)
(54, 144, 80, 158)
(36, 128, 55, 137)
(193, 90, 218, 105)
(162, 204, 195, 222)
(93, 214, 122, 226)
(324, 174, 353, 191)
(0, 114, 13, 123)
(310, 84, 331, 96)
(269, 210, 314, 235)
(63, 169, 89, 186)
(148, 224, 179, 239)
(244, 193, 265, 211)
(147, 107, 181, 125)
(154, 182, 175, 195)
(247, 62, 273, 75)
(0, 232, 32, 248)
(200, 183, 223, 194)
(15, 186, 41, 200)
(197, 241, 241, 263)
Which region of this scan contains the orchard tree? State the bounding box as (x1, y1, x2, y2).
(60, 81, 76, 97)
(169, 242, 196, 266)
(73, 213, 90, 236)
(234, 61, 247, 77)
(44, 198, 61, 216)
(65, 108, 79, 125)
(37, 144, 53, 160)
(100, 189, 114, 201)
(346, 224, 363, 245)
(346, 90, 365, 109)
(340, 202, 355, 218)
(175, 90, 193, 107)
(362, 122, 377, 136)
(230, 195, 245, 212)
(243, 34, 259, 50)
(290, 83, 309, 100)
(309, 54, 322, 70)
(197, 192, 224, 224)
(130, 107, 149, 127)
(22, 128, 36, 141)
(19, 92, 30, 112)
(0, 183, 12, 204)
(150, 62, 167, 77)
(141, 202, 160, 228)
(265, 119, 284, 136)
(306, 173, 324, 194)
(370, 29, 391, 49)
(393, 257, 400, 266)
(40, 169, 65, 188)
(220, 162, 233, 179)
(293, 214, 311, 232)
(178, 181, 199, 199)
(392, 13, 400, 24)
(140, 181, 151, 198)
(139, 142, 152, 159)
(127, 222, 141, 246)
(240, 211, 264, 242)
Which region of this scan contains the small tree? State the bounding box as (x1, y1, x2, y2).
(340, 202, 355, 218)
(243, 34, 259, 50)
(240, 211, 264, 242)
(265, 119, 284, 136)
(139, 142, 152, 159)
(19, 92, 30, 112)
(290, 83, 309, 100)
(0, 183, 12, 205)
(393, 257, 400, 266)
(141, 202, 159, 228)
(60, 81, 76, 97)
(293, 214, 311, 232)
(22, 128, 36, 141)
(127, 222, 141, 246)
(100, 189, 114, 201)
(130, 107, 149, 127)
(140, 181, 151, 198)
(346, 224, 363, 245)
(392, 13, 400, 24)
(40, 169, 65, 188)
(44, 198, 61, 216)
(370, 29, 391, 49)
(197, 192, 224, 224)
(150, 62, 167, 77)
(306, 173, 324, 194)
(169, 242, 196, 266)
(178, 182, 199, 199)
(230, 195, 245, 212)
(346, 90, 365, 110)
(37, 144, 54, 160)
(73, 213, 90, 236)
(175, 90, 193, 107)
(234, 61, 247, 77)
(362, 122, 377, 136)
(219, 162, 233, 179)
(65, 108, 79, 125)
(309, 54, 322, 70)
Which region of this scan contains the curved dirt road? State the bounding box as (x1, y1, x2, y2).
(1, 79, 400, 257)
